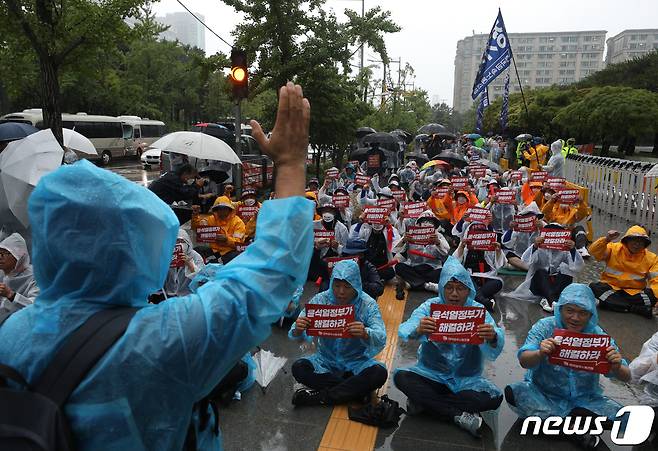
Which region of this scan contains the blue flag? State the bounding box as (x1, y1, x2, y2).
(499, 71, 510, 131)
(472, 9, 512, 100)
(475, 89, 489, 133)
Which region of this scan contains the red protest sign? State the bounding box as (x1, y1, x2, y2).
(196, 226, 222, 243)
(469, 166, 487, 179)
(513, 215, 537, 233)
(377, 197, 397, 212)
(355, 174, 371, 186)
(332, 194, 350, 208)
(547, 177, 566, 190)
(530, 171, 548, 182)
(170, 244, 185, 269)
(305, 304, 355, 338)
(429, 304, 486, 344)
(407, 226, 436, 245)
(363, 206, 388, 225)
(402, 201, 426, 219)
(237, 204, 259, 221)
(324, 256, 360, 275)
(495, 189, 517, 205)
(510, 171, 523, 182)
(465, 230, 497, 251)
(367, 154, 381, 168)
(549, 329, 611, 374)
(451, 177, 469, 190)
(314, 229, 335, 241)
(465, 206, 492, 225)
(391, 189, 407, 202)
(539, 229, 572, 251)
(558, 188, 580, 204)
(325, 168, 339, 179)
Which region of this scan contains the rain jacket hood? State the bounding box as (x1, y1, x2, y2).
(518, 201, 543, 217)
(328, 260, 363, 305)
(0, 233, 30, 275)
(621, 225, 651, 246)
(211, 195, 236, 211)
(553, 283, 599, 333)
(438, 256, 476, 304)
(551, 140, 562, 155)
(28, 160, 179, 306)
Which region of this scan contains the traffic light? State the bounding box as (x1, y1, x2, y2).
(230, 48, 248, 100)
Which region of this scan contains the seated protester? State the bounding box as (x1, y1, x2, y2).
(511, 223, 584, 313)
(308, 202, 349, 282)
(501, 202, 545, 272)
(289, 260, 388, 406)
(505, 284, 630, 450)
(148, 163, 204, 206)
(426, 179, 455, 224)
(629, 328, 658, 443)
(356, 180, 378, 207)
(394, 256, 504, 437)
(191, 196, 246, 264)
(398, 161, 418, 189)
(453, 222, 506, 312)
(0, 233, 39, 322)
(451, 190, 475, 225)
(331, 187, 353, 226)
(305, 191, 322, 221)
(235, 189, 261, 243)
(589, 226, 658, 318)
(485, 182, 516, 234)
(307, 177, 320, 193)
(339, 162, 357, 187)
(541, 190, 590, 257)
(353, 218, 400, 282)
(319, 238, 384, 300)
(393, 211, 450, 300)
(520, 180, 543, 207)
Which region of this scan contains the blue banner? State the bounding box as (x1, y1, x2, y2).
(472, 9, 512, 100)
(499, 71, 510, 131)
(475, 89, 489, 133)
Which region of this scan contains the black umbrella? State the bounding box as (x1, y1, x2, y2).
(362, 132, 400, 153)
(434, 131, 457, 140)
(348, 147, 369, 162)
(433, 151, 468, 168)
(0, 122, 39, 142)
(417, 123, 448, 135)
(389, 129, 413, 145)
(405, 153, 429, 165)
(356, 127, 376, 140)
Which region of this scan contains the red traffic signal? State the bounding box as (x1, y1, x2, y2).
(230, 49, 248, 100)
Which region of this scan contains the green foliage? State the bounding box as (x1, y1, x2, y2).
(362, 88, 432, 133)
(577, 50, 658, 92)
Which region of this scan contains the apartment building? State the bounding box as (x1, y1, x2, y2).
(606, 29, 658, 65)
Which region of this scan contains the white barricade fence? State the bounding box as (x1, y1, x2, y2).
(564, 155, 658, 231)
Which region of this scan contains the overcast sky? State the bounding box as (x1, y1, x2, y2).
(154, 0, 658, 107)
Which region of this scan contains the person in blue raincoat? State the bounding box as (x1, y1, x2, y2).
(0, 82, 314, 451)
(505, 284, 630, 449)
(394, 256, 505, 437)
(289, 260, 388, 406)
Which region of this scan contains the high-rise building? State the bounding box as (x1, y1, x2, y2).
(606, 29, 658, 65)
(453, 30, 606, 112)
(157, 12, 206, 52)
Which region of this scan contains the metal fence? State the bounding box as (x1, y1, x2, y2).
(564, 154, 658, 230)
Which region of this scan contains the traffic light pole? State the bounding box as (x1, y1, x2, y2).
(234, 100, 242, 194)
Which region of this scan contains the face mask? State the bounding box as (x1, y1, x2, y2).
(186, 178, 196, 185)
(457, 197, 467, 205)
(322, 213, 335, 222)
(372, 224, 384, 232)
(244, 198, 256, 206)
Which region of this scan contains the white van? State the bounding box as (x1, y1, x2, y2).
(117, 116, 167, 158)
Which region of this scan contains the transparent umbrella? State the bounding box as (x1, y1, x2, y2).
(253, 348, 288, 394)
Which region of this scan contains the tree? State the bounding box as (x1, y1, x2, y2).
(0, 0, 147, 143)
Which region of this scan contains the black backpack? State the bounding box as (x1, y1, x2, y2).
(0, 307, 137, 451)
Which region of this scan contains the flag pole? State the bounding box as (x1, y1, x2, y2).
(510, 52, 529, 120)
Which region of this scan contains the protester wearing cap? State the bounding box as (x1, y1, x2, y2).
(192, 196, 246, 264)
(589, 226, 658, 318)
(501, 202, 545, 272)
(507, 222, 584, 313)
(352, 213, 400, 282)
(331, 187, 353, 226)
(394, 256, 504, 438)
(290, 260, 388, 407)
(398, 161, 418, 188)
(318, 238, 384, 300)
(392, 211, 450, 300)
(308, 201, 349, 282)
(340, 162, 357, 186)
(506, 284, 629, 449)
(541, 188, 590, 257)
(0, 233, 39, 322)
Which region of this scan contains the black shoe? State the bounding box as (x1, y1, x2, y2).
(630, 304, 654, 319)
(292, 388, 327, 406)
(395, 285, 405, 300)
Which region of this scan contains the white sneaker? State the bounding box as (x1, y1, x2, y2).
(540, 298, 553, 313)
(424, 282, 439, 293)
(453, 412, 483, 437)
(577, 247, 590, 258)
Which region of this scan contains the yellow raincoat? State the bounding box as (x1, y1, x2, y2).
(589, 226, 658, 297)
(192, 196, 246, 255)
(541, 197, 589, 226)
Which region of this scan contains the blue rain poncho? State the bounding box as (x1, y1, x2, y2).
(395, 256, 504, 397)
(288, 260, 386, 375)
(507, 284, 627, 420)
(0, 160, 313, 451)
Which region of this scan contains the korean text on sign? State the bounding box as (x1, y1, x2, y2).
(466, 231, 497, 251)
(325, 168, 339, 179)
(170, 244, 185, 268)
(355, 174, 371, 186)
(364, 206, 388, 225)
(435, 186, 450, 197)
(509, 171, 522, 182)
(196, 226, 222, 243)
(314, 229, 335, 241)
(402, 201, 425, 219)
(495, 189, 516, 205)
(559, 189, 580, 204)
(469, 166, 487, 179)
(305, 304, 355, 338)
(391, 189, 406, 202)
(333, 194, 350, 208)
(407, 226, 435, 245)
(547, 177, 566, 190)
(513, 215, 537, 233)
(451, 177, 469, 190)
(377, 197, 396, 212)
(539, 229, 572, 251)
(324, 256, 360, 275)
(466, 207, 492, 225)
(429, 304, 486, 344)
(237, 205, 259, 220)
(549, 328, 611, 374)
(530, 171, 548, 182)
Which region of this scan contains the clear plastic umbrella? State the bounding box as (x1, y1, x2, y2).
(0, 129, 63, 227)
(63, 128, 97, 155)
(151, 131, 241, 164)
(253, 348, 288, 394)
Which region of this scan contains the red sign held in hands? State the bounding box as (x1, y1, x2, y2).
(530, 171, 548, 182)
(237, 204, 259, 221)
(549, 329, 612, 374)
(305, 304, 355, 338)
(355, 174, 371, 186)
(402, 201, 426, 219)
(407, 226, 436, 245)
(465, 206, 492, 225)
(495, 189, 517, 205)
(539, 229, 572, 251)
(196, 226, 223, 243)
(429, 304, 486, 344)
(513, 215, 537, 233)
(363, 206, 389, 225)
(465, 230, 497, 251)
(333, 194, 350, 208)
(170, 244, 185, 269)
(558, 189, 580, 204)
(451, 177, 469, 190)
